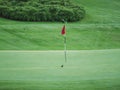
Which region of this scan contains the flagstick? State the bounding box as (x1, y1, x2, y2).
(64, 21, 67, 63)
(64, 35, 67, 63)
(61, 20, 67, 67)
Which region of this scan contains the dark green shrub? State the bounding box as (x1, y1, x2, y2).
(56, 7, 74, 22)
(0, 0, 85, 22)
(14, 0, 29, 2)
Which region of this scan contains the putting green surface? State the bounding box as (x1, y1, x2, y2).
(0, 49, 120, 90)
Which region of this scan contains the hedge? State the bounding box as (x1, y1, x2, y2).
(0, 0, 85, 22)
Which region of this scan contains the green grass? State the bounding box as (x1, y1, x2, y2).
(0, 23, 120, 50)
(74, 0, 120, 24)
(0, 1, 120, 89)
(0, 0, 120, 50)
(0, 49, 120, 90)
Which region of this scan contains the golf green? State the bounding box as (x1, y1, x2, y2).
(0, 49, 120, 90)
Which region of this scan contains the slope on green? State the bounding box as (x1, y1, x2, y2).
(0, 49, 120, 90)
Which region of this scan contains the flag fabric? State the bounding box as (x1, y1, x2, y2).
(61, 25, 66, 35)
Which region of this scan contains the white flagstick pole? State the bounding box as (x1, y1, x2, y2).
(64, 34, 67, 63)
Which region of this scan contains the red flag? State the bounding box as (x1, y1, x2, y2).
(61, 25, 66, 35)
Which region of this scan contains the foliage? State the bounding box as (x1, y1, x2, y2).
(0, 0, 85, 22)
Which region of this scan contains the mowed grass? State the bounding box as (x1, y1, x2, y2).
(0, 0, 120, 89)
(74, 0, 120, 24)
(0, 23, 120, 50)
(0, 0, 120, 50)
(0, 49, 120, 90)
